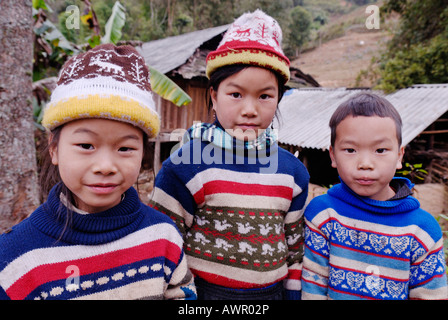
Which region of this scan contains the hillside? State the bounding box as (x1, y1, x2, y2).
(292, 30, 389, 87)
(291, 4, 396, 88)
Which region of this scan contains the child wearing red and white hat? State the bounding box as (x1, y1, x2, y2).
(151, 10, 310, 300)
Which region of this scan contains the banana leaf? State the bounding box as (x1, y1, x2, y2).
(148, 65, 192, 107)
(32, 8, 79, 54)
(101, 1, 126, 45)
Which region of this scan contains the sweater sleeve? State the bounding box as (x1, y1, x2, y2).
(301, 199, 331, 300)
(150, 161, 197, 237)
(164, 253, 197, 300)
(283, 163, 310, 300)
(409, 237, 448, 300)
(0, 286, 10, 300)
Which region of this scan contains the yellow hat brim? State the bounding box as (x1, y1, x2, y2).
(206, 49, 290, 83)
(42, 94, 160, 138)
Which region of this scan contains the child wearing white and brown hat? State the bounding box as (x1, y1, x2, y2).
(0, 44, 196, 300)
(150, 10, 310, 300)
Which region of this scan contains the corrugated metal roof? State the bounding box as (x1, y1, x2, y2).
(276, 84, 448, 150)
(137, 25, 229, 74)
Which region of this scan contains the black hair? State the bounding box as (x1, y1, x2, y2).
(329, 92, 402, 147)
(205, 64, 286, 114)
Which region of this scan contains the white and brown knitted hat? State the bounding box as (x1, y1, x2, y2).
(42, 44, 160, 138)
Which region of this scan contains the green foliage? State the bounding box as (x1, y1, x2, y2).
(378, 32, 448, 93)
(42, 0, 376, 59)
(382, 0, 448, 48)
(396, 162, 428, 183)
(33, 0, 192, 124)
(288, 6, 312, 56)
(376, 0, 448, 92)
(148, 66, 192, 107)
(101, 1, 126, 45)
(33, 6, 79, 81)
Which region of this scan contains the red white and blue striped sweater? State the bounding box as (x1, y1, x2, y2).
(302, 178, 447, 300)
(150, 123, 310, 299)
(0, 184, 196, 300)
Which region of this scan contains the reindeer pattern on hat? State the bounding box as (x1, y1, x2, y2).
(219, 9, 283, 54)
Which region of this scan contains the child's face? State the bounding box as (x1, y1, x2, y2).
(329, 115, 404, 201)
(50, 119, 144, 213)
(210, 66, 278, 141)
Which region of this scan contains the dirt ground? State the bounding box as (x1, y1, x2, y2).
(291, 29, 390, 88)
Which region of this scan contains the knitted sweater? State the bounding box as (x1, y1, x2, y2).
(150, 122, 310, 298)
(0, 184, 196, 300)
(302, 178, 447, 300)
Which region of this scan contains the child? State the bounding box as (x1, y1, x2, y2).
(150, 10, 310, 300)
(302, 93, 447, 300)
(0, 44, 196, 300)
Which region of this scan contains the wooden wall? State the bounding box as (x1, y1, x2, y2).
(159, 79, 213, 133)
(153, 78, 213, 174)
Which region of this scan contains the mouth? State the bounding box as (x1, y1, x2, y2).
(87, 183, 119, 194)
(355, 178, 375, 186)
(237, 123, 259, 130)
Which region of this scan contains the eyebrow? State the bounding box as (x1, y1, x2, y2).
(73, 128, 98, 135)
(227, 82, 277, 92)
(73, 128, 141, 141)
(338, 137, 394, 145)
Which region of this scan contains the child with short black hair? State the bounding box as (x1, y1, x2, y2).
(0, 44, 195, 300)
(302, 92, 447, 300)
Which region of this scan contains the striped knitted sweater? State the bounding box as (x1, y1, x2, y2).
(302, 178, 447, 300)
(150, 124, 310, 299)
(0, 184, 196, 300)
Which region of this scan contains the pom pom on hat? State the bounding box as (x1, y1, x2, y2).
(42, 44, 160, 138)
(206, 9, 290, 83)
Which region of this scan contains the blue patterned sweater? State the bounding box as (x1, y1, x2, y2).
(302, 178, 447, 300)
(0, 184, 196, 300)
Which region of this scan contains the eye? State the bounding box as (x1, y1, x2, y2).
(230, 92, 241, 98)
(376, 148, 387, 154)
(344, 148, 356, 154)
(118, 146, 135, 152)
(77, 143, 94, 150)
(260, 94, 272, 100)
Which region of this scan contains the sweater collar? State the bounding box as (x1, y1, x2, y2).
(31, 183, 144, 245)
(182, 120, 277, 151)
(328, 177, 420, 214)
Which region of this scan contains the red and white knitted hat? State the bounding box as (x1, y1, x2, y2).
(206, 9, 290, 83)
(42, 44, 160, 138)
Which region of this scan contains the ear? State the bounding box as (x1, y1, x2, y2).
(210, 87, 218, 112)
(396, 146, 405, 170)
(48, 136, 59, 166)
(329, 146, 337, 168)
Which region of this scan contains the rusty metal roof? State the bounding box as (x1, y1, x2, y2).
(137, 25, 320, 86)
(276, 84, 448, 150)
(137, 25, 229, 75)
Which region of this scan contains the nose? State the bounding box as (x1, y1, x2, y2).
(357, 152, 374, 170)
(92, 150, 117, 175)
(241, 98, 258, 117)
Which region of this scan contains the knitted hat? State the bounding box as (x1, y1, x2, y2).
(42, 44, 160, 138)
(206, 9, 290, 83)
